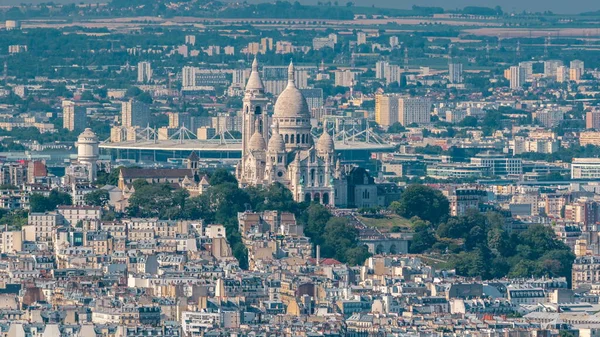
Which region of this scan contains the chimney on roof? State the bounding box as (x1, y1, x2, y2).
(316, 245, 320, 266)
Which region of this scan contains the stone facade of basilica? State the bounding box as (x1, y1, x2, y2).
(236, 59, 338, 206)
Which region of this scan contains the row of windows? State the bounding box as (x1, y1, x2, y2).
(283, 133, 310, 145)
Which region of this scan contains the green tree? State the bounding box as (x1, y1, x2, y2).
(465, 226, 486, 251)
(247, 182, 299, 213)
(301, 203, 332, 244)
(30, 190, 72, 212)
(344, 245, 370, 265)
(209, 169, 238, 186)
(410, 219, 436, 253)
(386, 122, 406, 133)
(395, 184, 449, 224)
(126, 183, 189, 219)
(459, 116, 478, 127)
(84, 189, 109, 207)
(487, 227, 512, 256)
(0, 209, 28, 230)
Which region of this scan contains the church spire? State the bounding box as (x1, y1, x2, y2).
(287, 60, 295, 87)
(252, 56, 258, 71)
(245, 56, 264, 91)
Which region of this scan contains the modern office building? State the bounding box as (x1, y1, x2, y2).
(232, 68, 251, 86)
(556, 66, 569, 83)
(544, 60, 563, 78)
(375, 61, 401, 85)
(375, 94, 399, 128)
(570, 59, 585, 73)
(398, 97, 431, 126)
(168, 112, 191, 129)
(263, 66, 309, 95)
(121, 100, 150, 128)
(312, 37, 335, 50)
(572, 158, 600, 179)
(62, 100, 86, 132)
(195, 71, 229, 87)
(137, 61, 152, 83)
(470, 153, 523, 176)
(509, 66, 526, 90)
(570, 67, 582, 82)
(185, 35, 196, 45)
(448, 63, 463, 84)
(375, 61, 387, 79)
(518, 61, 534, 81)
(586, 110, 600, 130)
(300, 88, 324, 114)
(334, 70, 356, 87)
(182, 66, 197, 87)
(357, 32, 367, 45)
(533, 108, 564, 128)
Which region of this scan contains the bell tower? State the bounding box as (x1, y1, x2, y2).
(242, 57, 270, 157)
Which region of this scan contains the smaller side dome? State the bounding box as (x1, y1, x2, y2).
(316, 130, 334, 153)
(268, 122, 285, 152)
(248, 120, 266, 152)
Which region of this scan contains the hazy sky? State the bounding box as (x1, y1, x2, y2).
(3, 0, 599, 14)
(261, 0, 600, 14)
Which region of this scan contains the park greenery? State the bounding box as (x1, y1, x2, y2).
(124, 169, 370, 269)
(389, 184, 575, 282)
(83, 189, 110, 207)
(517, 144, 600, 163)
(29, 190, 72, 213)
(0, 209, 28, 230)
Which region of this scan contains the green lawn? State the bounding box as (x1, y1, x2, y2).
(356, 213, 412, 232)
(418, 255, 451, 270)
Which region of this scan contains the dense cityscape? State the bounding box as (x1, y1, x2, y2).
(2, 1, 600, 336)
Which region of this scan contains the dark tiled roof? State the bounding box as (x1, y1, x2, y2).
(120, 168, 193, 179)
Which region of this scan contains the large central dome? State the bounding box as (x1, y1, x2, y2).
(273, 61, 310, 118)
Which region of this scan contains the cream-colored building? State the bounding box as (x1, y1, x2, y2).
(62, 100, 86, 132)
(236, 59, 337, 205)
(375, 93, 399, 128)
(580, 131, 600, 146)
(0, 230, 22, 254)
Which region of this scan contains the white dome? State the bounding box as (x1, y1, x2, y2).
(77, 128, 98, 142)
(248, 129, 266, 152)
(316, 131, 334, 153)
(273, 61, 310, 118)
(268, 123, 285, 152)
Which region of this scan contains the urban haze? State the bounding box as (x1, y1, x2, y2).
(1, 0, 600, 336)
